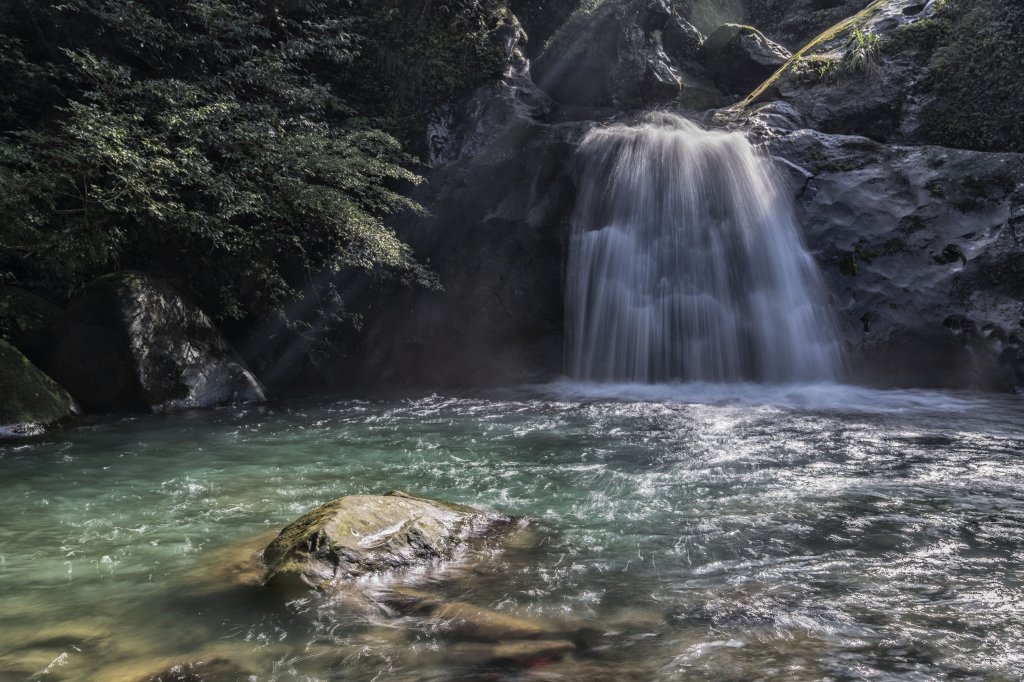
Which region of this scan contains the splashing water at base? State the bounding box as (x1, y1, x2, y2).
(1, 388, 1023, 681)
(566, 113, 843, 383)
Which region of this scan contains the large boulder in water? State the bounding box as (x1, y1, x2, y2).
(532, 0, 726, 110)
(262, 491, 514, 592)
(0, 340, 79, 437)
(45, 272, 264, 413)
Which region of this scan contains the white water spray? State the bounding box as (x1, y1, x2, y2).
(566, 113, 843, 383)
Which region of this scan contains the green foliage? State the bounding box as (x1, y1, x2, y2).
(345, 0, 512, 143)
(0, 0, 450, 332)
(842, 29, 881, 78)
(919, 0, 1024, 152)
(884, 17, 948, 55)
(793, 28, 880, 84)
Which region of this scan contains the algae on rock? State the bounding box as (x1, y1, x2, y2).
(0, 340, 79, 437)
(262, 491, 513, 592)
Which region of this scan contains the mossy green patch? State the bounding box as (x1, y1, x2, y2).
(0, 340, 78, 434)
(918, 0, 1024, 152)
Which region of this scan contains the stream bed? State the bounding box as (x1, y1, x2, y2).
(1, 384, 1022, 681)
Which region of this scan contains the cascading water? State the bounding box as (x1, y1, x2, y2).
(566, 112, 844, 384)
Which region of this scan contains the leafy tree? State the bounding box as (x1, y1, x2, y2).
(0, 0, 471, 336)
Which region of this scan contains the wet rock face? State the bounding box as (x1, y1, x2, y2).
(335, 79, 578, 388)
(262, 491, 514, 592)
(760, 124, 1024, 390)
(743, 0, 869, 50)
(510, 0, 584, 59)
(45, 271, 264, 413)
(746, 0, 941, 145)
(0, 340, 79, 437)
(532, 0, 725, 111)
(724, 0, 1024, 390)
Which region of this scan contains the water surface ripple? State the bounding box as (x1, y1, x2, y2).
(1, 385, 1022, 681)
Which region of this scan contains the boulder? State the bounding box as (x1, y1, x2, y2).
(759, 126, 1024, 390)
(45, 271, 264, 413)
(702, 23, 790, 96)
(0, 286, 65, 364)
(532, 0, 725, 110)
(0, 340, 79, 437)
(262, 491, 514, 592)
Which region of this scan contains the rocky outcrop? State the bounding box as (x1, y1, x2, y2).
(510, 0, 584, 59)
(702, 23, 790, 97)
(332, 0, 1024, 393)
(732, 104, 1024, 390)
(334, 78, 579, 388)
(262, 491, 514, 592)
(743, 0, 870, 50)
(532, 0, 725, 111)
(718, 0, 1024, 390)
(740, 0, 941, 144)
(45, 272, 264, 413)
(0, 340, 80, 437)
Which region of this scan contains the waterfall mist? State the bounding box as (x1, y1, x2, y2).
(565, 112, 843, 384)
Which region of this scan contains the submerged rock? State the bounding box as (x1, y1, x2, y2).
(45, 271, 264, 413)
(262, 491, 514, 592)
(447, 639, 576, 665)
(382, 587, 564, 642)
(0, 340, 79, 437)
(138, 657, 251, 682)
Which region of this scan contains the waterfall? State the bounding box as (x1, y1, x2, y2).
(565, 112, 843, 384)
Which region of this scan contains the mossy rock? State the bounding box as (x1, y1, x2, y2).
(262, 491, 514, 593)
(0, 340, 79, 437)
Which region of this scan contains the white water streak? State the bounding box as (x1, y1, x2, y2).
(566, 113, 843, 383)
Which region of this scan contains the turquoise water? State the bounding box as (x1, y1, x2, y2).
(1, 384, 1023, 681)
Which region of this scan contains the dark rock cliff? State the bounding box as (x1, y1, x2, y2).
(337, 0, 1024, 392)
